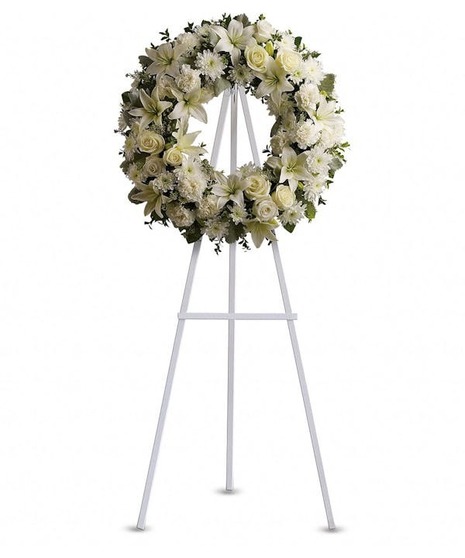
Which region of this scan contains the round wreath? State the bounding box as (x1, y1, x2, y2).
(117, 14, 348, 250)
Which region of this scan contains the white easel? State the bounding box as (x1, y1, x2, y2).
(136, 85, 335, 531)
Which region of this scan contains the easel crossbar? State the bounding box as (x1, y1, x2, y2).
(178, 312, 298, 320)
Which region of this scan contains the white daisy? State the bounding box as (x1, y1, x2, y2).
(280, 202, 306, 225)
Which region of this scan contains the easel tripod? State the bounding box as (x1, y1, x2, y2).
(136, 85, 335, 531)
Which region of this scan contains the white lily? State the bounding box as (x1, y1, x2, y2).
(213, 19, 255, 65)
(211, 174, 247, 208)
(131, 183, 164, 217)
(255, 58, 294, 105)
(279, 146, 312, 190)
(246, 219, 278, 248)
(172, 129, 207, 158)
(145, 43, 183, 76)
(169, 88, 207, 124)
(129, 87, 172, 129)
(311, 98, 340, 133)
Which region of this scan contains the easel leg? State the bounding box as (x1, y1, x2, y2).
(226, 242, 236, 491)
(137, 240, 202, 530)
(272, 242, 336, 530)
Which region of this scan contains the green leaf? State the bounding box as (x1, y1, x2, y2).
(182, 222, 202, 243)
(306, 202, 316, 220)
(283, 222, 296, 233)
(270, 117, 282, 137)
(128, 187, 144, 205)
(214, 77, 231, 96)
(330, 157, 343, 171)
(294, 36, 302, 49)
(138, 55, 152, 68)
(320, 73, 335, 95)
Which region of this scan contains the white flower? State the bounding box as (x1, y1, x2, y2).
(245, 43, 270, 73)
(294, 120, 320, 149)
(270, 129, 288, 155)
(320, 118, 345, 148)
(280, 202, 305, 226)
(172, 129, 207, 158)
(152, 172, 175, 193)
(143, 155, 166, 177)
(303, 175, 327, 203)
(124, 135, 137, 159)
(301, 57, 324, 84)
(253, 198, 278, 222)
(276, 49, 302, 74)
(204, 219, 229, 241)
(213, 19, 255, 65)
(229, 204, 248, 224)
(176, 155, 204, 180)
(279, 146, 312, 190)
(229, 64, 254, 85)
(137, 130, 165, 154)
(145, 43, 183, 76)
(178, 175, 207, 203)
(254, 19, 275, 43)
(195, 50, 226, 80)
(175, 64, 201, 94)
(275, 33, 295, 50)
(175, 32, 200, 55)
(211, 174, 247, 208)
(197, 195, 219, 220)
(131, 183, 165, 217)
(295, 82, 320, 114)
(246, 220, 277, 248)
(163, 147, 184, 167)
(169, 88, 207, 124)
(256, 58, 294, 105)
(311, 98, 339, 133)
(166, 202, 195, 228)
(128, 163, 143, 184)
(307, 147, 332, 175)
(129, 86, 172, 129)
(272, 184, 295, 209)
(244, 174, 270, 200)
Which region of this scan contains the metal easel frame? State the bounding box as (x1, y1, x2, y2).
(136, 85, 335, 531)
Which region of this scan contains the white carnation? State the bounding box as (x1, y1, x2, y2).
(295, 82, 320, 114)
(294, 120, 320, 149)
(177, 175, 207, 203)
(166, 202, 195, 228)
(175, 64, 201, 93)
(197, 195, 219, 220)
(175, 32, 200, 54)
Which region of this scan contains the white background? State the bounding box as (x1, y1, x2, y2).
(1, 1, 465, 556)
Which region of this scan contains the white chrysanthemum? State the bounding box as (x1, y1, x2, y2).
(128, 163, 143, 184)
(118, 112, 127, 132)
(153, 172, 175, 193)
(319, 117, 345, 148)
(301, 57, 324, 84)
(175, 32, 200, 55)
(204, 219, 229, 241)
(230, 204, 248, 224)
(307, 147, 332, 175)
(197, 195, 219, 220)
(294, 120, 320, 149)
(166, 202, 195, 228)
(124, 135, 137, 159)
(280, 202, 305, 225)
(177, 176, 207, 203)
(229, 64, 254, 85)
(275, 33, 295, 50)
(237, 162, 260, 179)
(175, 64, 201, 93)
(303, 175, 327, 203)
(195, 50, 226, 80)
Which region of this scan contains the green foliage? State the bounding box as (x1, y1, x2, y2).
(320, 73, 335, 95)
(128, 186, 143, 205)
(182, 222, 202, 243)
(283, 222, 296, 233)
(306, 202, 316, 220)
(159, 29, 170, 42)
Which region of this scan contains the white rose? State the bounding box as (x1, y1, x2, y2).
(253, 198, 278, 222)
(245, 44, 269, 73)
(276, 49, 302, 74)
(272, 184, 295, 209)
(143, 155, 166, 177)
(137, 131, 165, 154)
(244, 174, 271, 200)
(163, 147, 183, 166)
(254, 20, 275, 43)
